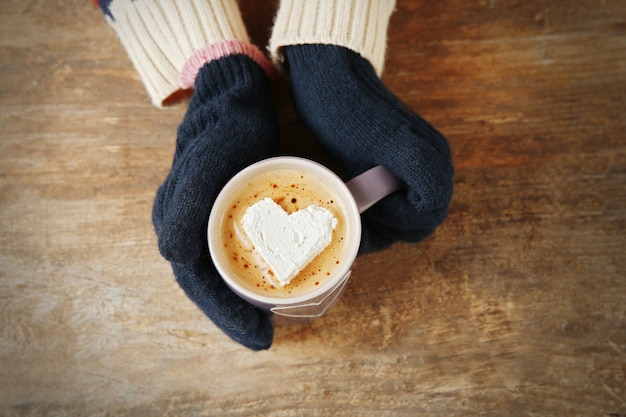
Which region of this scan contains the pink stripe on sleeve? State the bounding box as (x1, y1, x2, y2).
(180, 40, 277, 89)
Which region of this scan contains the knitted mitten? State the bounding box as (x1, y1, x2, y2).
(284, 45, 454, 252)
(270, 0, 454, 252)
(97, 0, 278, 350)
(150, 48, 278, 351)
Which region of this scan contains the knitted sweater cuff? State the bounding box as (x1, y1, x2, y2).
(269, 0, 396, 76)
(104, 0, 249, 107)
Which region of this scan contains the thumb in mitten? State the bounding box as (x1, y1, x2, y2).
(172, 260, 273, 350)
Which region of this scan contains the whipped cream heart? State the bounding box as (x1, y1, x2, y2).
(241, 198, 338, 285)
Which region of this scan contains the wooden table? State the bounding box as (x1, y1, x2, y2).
(1, 1, 625, 415)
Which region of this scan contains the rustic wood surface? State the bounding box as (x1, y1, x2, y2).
(1, 0, 625, 416)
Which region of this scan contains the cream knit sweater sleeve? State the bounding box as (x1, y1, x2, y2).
(104, 0, 249, 107)
(269, 0, 396, 76)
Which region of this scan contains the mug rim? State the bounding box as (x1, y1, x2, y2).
(207, 156, 362, 307)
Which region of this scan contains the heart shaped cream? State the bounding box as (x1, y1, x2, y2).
(241, 198, 338, 286)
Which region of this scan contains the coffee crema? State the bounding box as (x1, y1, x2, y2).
(215, 168, 350, 298)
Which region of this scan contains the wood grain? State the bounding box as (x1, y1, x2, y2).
(1, 0, 625, 416)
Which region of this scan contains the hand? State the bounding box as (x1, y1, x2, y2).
(151, 54, 278, 350)
(284, 45, 455, 253)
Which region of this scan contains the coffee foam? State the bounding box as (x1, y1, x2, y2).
(241, 198, 338, 285)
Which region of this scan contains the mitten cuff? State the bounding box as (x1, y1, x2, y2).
(269, 0, 396, 76)
(104, 0, 249, 107)
(180, 40, 276, 90)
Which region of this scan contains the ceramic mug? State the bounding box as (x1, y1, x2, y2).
(208, 156, 402, 318)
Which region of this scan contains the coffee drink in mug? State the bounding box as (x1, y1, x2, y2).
(214, 165, 353, 298)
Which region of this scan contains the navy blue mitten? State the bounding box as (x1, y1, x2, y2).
(284, 45, 455, 253)
(152, 54, 278, 350)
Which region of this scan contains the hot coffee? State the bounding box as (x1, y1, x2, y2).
(213, 167, 352, 298)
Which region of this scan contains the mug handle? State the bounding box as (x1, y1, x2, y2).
(346, 165, 403, 213)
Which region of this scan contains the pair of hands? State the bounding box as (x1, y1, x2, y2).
(152, 47, 454, 350)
